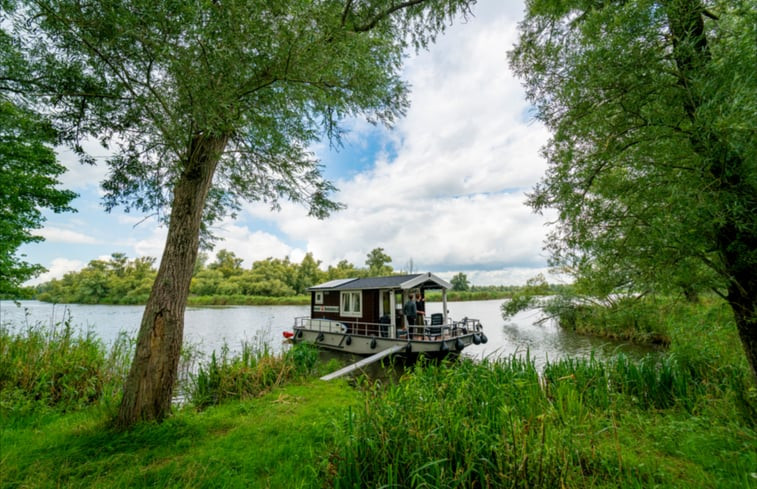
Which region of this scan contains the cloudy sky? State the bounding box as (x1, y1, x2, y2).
(22, 0, 556, 287)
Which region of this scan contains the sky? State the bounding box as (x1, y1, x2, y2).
(21, 0, 558, 287)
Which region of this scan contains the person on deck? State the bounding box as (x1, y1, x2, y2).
(403, 294, 417, 332)
(416, 293, 425, 325)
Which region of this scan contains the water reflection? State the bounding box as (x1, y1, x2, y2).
(423, 299, 658, 370)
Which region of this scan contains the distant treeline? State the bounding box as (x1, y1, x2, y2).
(30, 250, 568, 305)
(33, 250, 358, 305)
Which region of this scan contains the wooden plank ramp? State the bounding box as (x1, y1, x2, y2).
(320, 344, 406, 381)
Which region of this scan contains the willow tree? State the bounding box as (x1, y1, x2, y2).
(10, 0, 475, 427)
(510, 0, 757, 379)
(0, 20, 76, 296)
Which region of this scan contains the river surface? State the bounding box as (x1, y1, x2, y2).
(0, 299, 655, 369)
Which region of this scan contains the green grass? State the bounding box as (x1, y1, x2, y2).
(2, 298, 756, 488)
(1, 380, 359, 488)
(331, 356, 756, 488)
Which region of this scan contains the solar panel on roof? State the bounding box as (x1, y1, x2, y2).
(308, 278, 357, 290)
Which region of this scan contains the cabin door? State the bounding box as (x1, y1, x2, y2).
(380, 290, 396, 337)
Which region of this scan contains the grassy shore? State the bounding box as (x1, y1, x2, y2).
(186, 294, 311, 306)
(1, 381, 358, 488)
(2, 298, 756, 488)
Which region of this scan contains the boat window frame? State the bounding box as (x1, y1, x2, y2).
(314, 291, 324, 305)
(340, 290, 362, 317)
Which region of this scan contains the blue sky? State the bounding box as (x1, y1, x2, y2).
(21, 0, 556, 287)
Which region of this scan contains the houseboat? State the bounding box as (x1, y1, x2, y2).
(288, 273, 487, 357)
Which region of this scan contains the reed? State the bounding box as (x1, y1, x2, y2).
(0, 320, 131, 415)
(331, 353, 756, 488)
(187, 342, 319, 409)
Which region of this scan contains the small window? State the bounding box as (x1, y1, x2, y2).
(340, 291, 362, 317)
(314, 291, 324, 304)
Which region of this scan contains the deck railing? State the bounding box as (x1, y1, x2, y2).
(293, 316, 483, 341)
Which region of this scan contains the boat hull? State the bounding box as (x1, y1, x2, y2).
(291, 327, 475, 357)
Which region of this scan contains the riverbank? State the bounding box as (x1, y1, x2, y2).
(2, 299, 755, 488)
(2, 364, 754, 488)
(29, 289, 513, 307)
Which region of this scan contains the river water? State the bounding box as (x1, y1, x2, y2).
(0, 299, 654, 369)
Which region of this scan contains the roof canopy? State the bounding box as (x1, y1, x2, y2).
(309, 273, 452, 292)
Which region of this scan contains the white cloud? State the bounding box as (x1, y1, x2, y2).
(26, 0, 555, 286)
(438, 268, 556, 287)
(132, 227, 168, 261)
(36, 227, 100, 244)
(55, 139, 111, 191)
(209, 219, 303, 267)
(232, 0, 553, 280)
(25, 258, 84, 285)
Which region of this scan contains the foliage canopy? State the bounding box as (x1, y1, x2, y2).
(8, 0, 477, 425)
(510, 0, 757, 378)
(0, 99, 76, 296)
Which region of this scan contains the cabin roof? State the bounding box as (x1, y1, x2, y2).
(309, 273, 451, 292)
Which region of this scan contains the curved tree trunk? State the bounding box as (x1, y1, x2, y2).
(116, 134, 227, 428)
(665, 0, 757, 382)
(729, 283, 757, 384)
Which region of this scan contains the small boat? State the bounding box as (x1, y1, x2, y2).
(291, 273, 486, 358)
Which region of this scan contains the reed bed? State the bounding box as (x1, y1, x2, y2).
(331, 353, 756, 488)
(187, 342, 320, 409)
(0, 320, 134, 415)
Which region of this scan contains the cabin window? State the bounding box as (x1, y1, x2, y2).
(340, 291, 362, 317)
(314, 292, 324, 305)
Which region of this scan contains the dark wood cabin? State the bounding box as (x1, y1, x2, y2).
(307, 273, 452, 337)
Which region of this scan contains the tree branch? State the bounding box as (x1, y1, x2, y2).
(352, 0, 429, 32)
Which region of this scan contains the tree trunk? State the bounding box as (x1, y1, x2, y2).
(116, 133, 227, 428)
(666, 0, 757, 382)
(729, 284, 757, 384)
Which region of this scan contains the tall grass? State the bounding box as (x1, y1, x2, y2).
(0, 320, 217, 419)
(187, 342, 319, 409)
(331, 354, 756, 488)
(0, 320, 134, 416)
